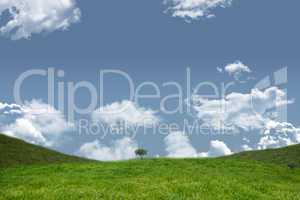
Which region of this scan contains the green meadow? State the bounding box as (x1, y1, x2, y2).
(1, 134, 300, 200)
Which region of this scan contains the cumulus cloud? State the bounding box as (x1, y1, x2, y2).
(257, 121, 300, 150)
(224, 61, 252, 82)
(165, 131, 198, 158)
(199, 140, 232, 157)
(190, 87, 293, 133)
(77, 137, 138, 161)
(241, 144, 252, 151)
(189, 86, 300, 151)
(0, 100, 73, 147)
(225, 61, 251, 75)
(164, 131, 232, 158)
(164, 0, 234, 21)
(0, 0, 81, 40)
(92, 100, 159, 127)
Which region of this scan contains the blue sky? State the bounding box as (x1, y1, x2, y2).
(0, 0, 300, 160)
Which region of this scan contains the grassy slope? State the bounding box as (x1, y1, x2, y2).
(1, 159, 300, 200)
(230, 144, 300, 166)
(1, 134, 300, 200)
(0, 134, 87, 168)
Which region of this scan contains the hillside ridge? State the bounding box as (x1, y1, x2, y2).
(229, 144, 300, 166)
(1, 133, 300, 168)
(0, 133, 87, 168)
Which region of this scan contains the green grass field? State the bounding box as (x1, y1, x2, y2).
(1, 134, 300, 200)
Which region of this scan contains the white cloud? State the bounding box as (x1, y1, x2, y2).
(0, 100, 73, 147)
(0, 102, 23, 117)
(92, 100, 159, 127)
(164, 0, 234, 21)
(257, 121, 300, 150)
(241, 144, 252, 151)
(190, 87, 292, 133)
(0, 0, 81, 40)
(224, 61, 252, 82)
(225, 61, 251, 74)
(164, 131, 232, 158)
(165, 131, 198, 158)
(77, 137, 138, 161)
(216, 66, 223, 73)
(199, 140, 232, 157)
(189, 86, 300, 151)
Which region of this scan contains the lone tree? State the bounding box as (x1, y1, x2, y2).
(135, 148, 147, 159)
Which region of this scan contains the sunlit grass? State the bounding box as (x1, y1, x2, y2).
(1, 158, 300, 200)
(1, 134, 300, 200)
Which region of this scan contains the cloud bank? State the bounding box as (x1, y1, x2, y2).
(77, 137, 138, 161)
(189, 86, 300, 151)
(165, 131, 232, 158)
(92, 100, 159, 127)
(257, 121, 300, 150)
(190, 87, 292, 133)
(0, 100, 73, 147)
(0, 0, 81, 40)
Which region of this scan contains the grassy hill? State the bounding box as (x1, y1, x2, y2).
(1, 134, 300, 200)
(230, 144, 300, 166)
(0, 134, 87, 168)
